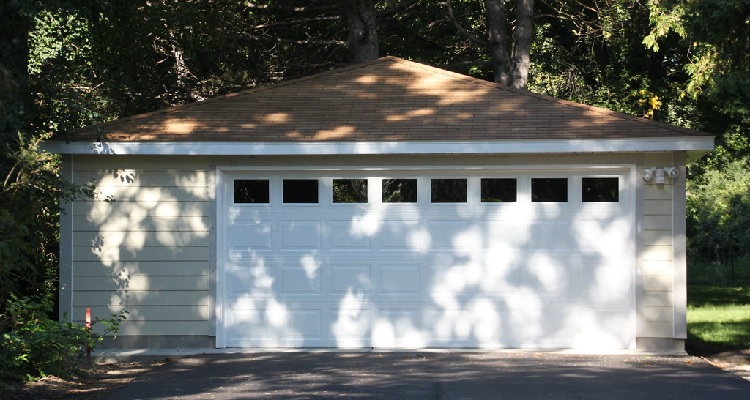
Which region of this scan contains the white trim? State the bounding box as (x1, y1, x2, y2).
(672, 153, 688, 340)
(626, 166, 638, 349)
(58, 154, 74, 322)
(43, 137, 715, 156)
(218, 164, 640, 173)
(214, 166, 227, 348)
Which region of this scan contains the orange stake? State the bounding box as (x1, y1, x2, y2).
(86, 307, 92, 358)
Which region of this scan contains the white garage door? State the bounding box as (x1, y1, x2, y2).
(217, 168, 635, 349)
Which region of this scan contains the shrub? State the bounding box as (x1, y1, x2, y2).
(0, 294, 127, 382)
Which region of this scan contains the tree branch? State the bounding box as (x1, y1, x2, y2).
(443, 0, 488, 47)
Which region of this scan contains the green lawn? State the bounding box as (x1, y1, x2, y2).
(687, 285, 750, 355)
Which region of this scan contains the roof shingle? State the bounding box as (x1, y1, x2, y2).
(66, 56, 711, 142)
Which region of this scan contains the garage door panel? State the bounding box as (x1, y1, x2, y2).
(330, 265, 372, 294)
(486, 220, 531, 246)
(280, 266, 322, 294)
(225, 306, 325, 347)
(329, 221, 372, 249)
(221, 170, 634, 349)
(281, 220, 323, 249)
(378, 265, 421, 295)
(527, 220, 576, 249)
(428, 221, 478, 250)
(380, 220, 424, 250)
(576, 219, 629, 254)
(227, 223, 273, 249)
(372, 308, 428, 348)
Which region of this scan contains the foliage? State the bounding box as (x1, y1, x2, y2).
(687, 159, 750, 283)
(0, 0, 748, 365)
(0, 293, 127, 382)
(0, 132, 94, 313)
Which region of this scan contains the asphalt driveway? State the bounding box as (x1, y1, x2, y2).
(101, 352, 749, 400)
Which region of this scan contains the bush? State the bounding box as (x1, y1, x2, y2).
(687, 158, 750, 284)
(0, 294, 127, 382)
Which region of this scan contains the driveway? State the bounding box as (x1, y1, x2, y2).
(100, 352, 749, 400)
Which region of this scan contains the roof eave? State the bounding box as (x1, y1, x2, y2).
(43, 137, 715, 157)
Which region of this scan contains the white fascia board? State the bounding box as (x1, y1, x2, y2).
(42, 137, 715, 156)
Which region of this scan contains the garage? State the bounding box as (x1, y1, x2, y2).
(51, 56, 714, 352)
(217, 167, 635, 349)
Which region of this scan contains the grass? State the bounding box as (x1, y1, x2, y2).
(686, 285, 750, 355)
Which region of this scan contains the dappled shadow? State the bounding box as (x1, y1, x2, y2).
(69, 57, 696, 145)
(99, 353, 750, 400)
(221, 168, 634, 349)
(70, 162, 212, 340)
(67, 57, 667, 350)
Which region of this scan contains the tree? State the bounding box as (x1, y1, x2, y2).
(644, 0, 750, 176)
(444, 0, 535, 89)
(343, 0, 380, 62)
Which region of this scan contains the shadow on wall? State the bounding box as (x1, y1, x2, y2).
(75, 165, 212, 336)
(222, 170, 634, 349)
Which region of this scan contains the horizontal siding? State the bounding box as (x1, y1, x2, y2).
(644, 199, 672, 215)
(72, 170, 211, 188)
(72, 215, 210, 232)
(98, 321, 210, 336)
(642, 245, 673, 262)
(73, 290, 210, 307)
(643, 274, 673, 292)
(639, 162, 676, 338)
(71, 156, 212, 340)
(641, 260, 673, 276)
(73, 305, 209, 321)
(643, 290, 673, 308)
(73, 245, 209, 262)
(75, 276, 209, 292)
(643, 306, 674, 323)
(642, 216, 672, 231)
(72, 232, 209, 248)
(642, 230, 672, 247)
(74, 261, 208, 277)
(73, 200, 209, 219)
(640, 321, 674, 337)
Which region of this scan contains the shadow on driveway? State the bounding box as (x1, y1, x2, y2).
(101, 352, 750, 400)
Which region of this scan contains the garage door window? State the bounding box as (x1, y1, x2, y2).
(582, 177, 619, 202)
(531, 178, 568, 202)
(333, 179, 368, 203)
(382, 179, 417, 203)
(431, 179, 467, 203)
(283, 179, 319, 203)
(234, 179, 270, 204)
(481, 178, 517, 202)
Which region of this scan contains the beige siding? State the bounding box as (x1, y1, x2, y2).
(639, 154, 679, 339)
(63, 152, 687, 347)
(69, 155, 212, 337)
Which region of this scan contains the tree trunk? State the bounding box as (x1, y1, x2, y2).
(485, 0, 511, 85)
(510, 0, 534, 90)
(342, 0, 379, 63)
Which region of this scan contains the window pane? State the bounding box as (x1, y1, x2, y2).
(333, 179, 368, 203)
(582, 177, 619, 202)
(283, 179, 319, 203)
(382, 179, 417, 203)
(481, 178, 517, 202)
(431, 179, 467, 203)
(531, 178, 568, 202)
(234, 180, 269, 204)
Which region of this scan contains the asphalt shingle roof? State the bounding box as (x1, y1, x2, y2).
(67, 56, 711, 142)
